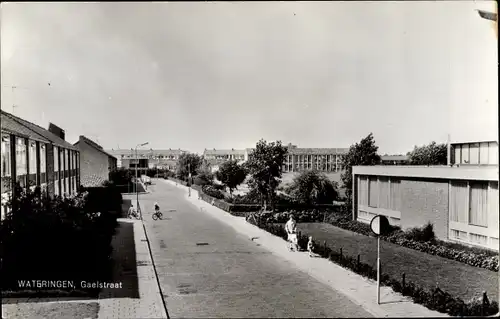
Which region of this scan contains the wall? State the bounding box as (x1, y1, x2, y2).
(46, 145, 55, 198)
(400, 179, 449, 240)
(78, 138, 111, 187)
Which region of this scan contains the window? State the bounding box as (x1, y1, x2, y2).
(469, 182, 488, 227)
(450, 229, 468, 241)
(450, 181, 469, 223)
(1, 134, 11, 178)
(390, 179, 401, 211)
(479, 143, 489, 164)
(469, 233, 488, 245)
(40, 144, 46, 184)
(358, 176, 369, 206)
(16, 138, 27, 187)
(368, 177, 378, 207)
(488, 142, 498, 165)
(461, 144, 469, 164)
(378, 177, 390, 209)
(29, 141, 37, 186)
(469, 143, 479, 165)
(489, 182, 499, 233)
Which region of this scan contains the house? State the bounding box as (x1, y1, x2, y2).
(203, 148, 246, 172)
(74, 136, 117, 187)
(1, 110, 80, 218)
(106, 148, 186, 172)
(380, 155, 409, 166)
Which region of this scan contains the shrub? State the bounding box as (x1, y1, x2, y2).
(194, 171, 213, 186)
(201, 185, 225, 200)
(405, 222, 435, 242)
(1, 184, 118, 297)
(286, 170, 339, 205)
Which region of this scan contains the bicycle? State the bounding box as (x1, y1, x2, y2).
(152, 210, 163, 220)
(127, 209, 141, 220)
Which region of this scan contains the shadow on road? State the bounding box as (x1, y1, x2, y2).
(98, 220, 140, 299)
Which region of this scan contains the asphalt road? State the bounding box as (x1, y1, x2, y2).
(141, 180, 372, 318)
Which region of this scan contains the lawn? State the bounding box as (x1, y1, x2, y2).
(292, 222, 498, 303)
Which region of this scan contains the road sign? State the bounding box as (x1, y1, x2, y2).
(369, 214, 390, 305)
(370, 214, 390, 236)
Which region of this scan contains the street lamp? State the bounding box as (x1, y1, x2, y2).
(188, 163, 191, 197)
(136, 142, 149, 217)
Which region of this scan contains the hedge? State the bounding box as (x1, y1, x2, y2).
(248, 218, 499, 317)
(1, 185, 118, 298)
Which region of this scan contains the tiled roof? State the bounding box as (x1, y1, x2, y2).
(1, 110, 78, 150)
(1, 113, 50, 143)
(381, 155, 409, 161)
(77, 136, 116, 159)
(106, 149, 186, 157)
(287, 148, 349, 155)
(203, 149, 246, 156)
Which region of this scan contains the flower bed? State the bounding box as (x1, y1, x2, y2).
(325, 213, 499, 272)
(247, 217, 499, 317)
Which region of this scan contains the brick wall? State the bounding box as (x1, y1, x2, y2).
(400, 178, 449, 240)
(77, 138, 111, 187)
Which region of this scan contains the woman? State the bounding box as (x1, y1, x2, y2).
(285, 215, 299, 251)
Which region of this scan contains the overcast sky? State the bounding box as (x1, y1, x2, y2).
(1, 1, 497, 154)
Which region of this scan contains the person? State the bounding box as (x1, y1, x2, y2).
(307, 236, 320, 258)
(154, 201, 160, 213)
(285, 215, 298, 252)
(128, 204, 136, 218)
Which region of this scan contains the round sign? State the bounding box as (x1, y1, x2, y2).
(370, 214, 390, 236)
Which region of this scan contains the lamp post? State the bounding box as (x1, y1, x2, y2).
(188, 163, 191, 197)
(136, 142, 149, 217)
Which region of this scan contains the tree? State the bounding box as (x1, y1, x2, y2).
(244, 139, 288, 210)
(176, 153, 203, 181)
(108, 168, 133, 185)
(215, 160, 247, 197)
(408, 141, 447, 166)
(341, 133, 381, 208)
(287, 170, 339, 205)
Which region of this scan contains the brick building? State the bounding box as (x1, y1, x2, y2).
(1, 111, 80, 217)
(352, 165, 498, 251)
(74, 136, 117, 187)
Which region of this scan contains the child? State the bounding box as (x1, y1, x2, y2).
(307, 236, 320, 258)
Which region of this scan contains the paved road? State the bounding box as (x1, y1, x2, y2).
(141, 180, 372, 318)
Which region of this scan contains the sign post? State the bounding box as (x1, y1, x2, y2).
(370, 214, 390, 304)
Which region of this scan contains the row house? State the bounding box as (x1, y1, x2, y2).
(203, 148, 246, 172)
(1, 111, 80, 218)
(106, 148, 186, 171)
(74, 136, 117, 187)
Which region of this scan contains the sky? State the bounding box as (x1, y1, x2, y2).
(1, 1, 497, 155)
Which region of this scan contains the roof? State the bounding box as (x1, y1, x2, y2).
(76, 136, 116, 159)
(287, 147, 349, 155)
(106, 149, 186, 157)
(203, 149, 246, 156)
(1, 110, 78, 150)
(381, 155, 409, 161)
(353, 165, 498, 181)
(1, 112, 50, 143)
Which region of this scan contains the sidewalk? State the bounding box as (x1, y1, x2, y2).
(97, 217, 167, 319)
(163, 180, 448, 318)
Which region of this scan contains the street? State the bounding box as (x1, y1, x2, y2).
(140, 180, 372, 318)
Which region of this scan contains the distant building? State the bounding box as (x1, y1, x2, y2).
(1, 111, 80, 218)
(106, 148, 187, 173)
(205, 143, 348, 173)
(203, 148, 246, 172)
(381, 155, 409, 166)
(74, 136, 117, 187)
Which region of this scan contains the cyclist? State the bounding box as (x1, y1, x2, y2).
(154, 201, 160, 214)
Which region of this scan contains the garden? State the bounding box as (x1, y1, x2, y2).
(176, 137, 498, 317)
(0, 182, 121, 298)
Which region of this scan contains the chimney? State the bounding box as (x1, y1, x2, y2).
(48, 123, 65, 140)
